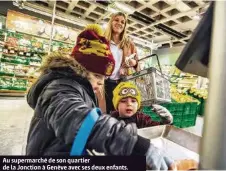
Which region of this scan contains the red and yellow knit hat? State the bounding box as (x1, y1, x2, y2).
(71, 24, 115, 76)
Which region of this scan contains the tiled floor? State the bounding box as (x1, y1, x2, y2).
(0, 98, 33, 155)
(0, 98, 204, 155)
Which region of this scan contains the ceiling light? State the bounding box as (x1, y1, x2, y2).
(114, 2, 135, 14)
(13, 0, 25, 9)
(22, 5, 86, 27)
(57, 16, 86, 27)
(108, 6, 119, 14)
(129, 35, 161, 49)
(193, 13, 201, 20)
(102, 23, 108, 30)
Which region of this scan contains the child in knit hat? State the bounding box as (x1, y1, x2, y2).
(111, 82, 173, 128)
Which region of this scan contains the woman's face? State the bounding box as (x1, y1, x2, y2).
(111, 15, 126, 35)
(87, 72, 105, 94)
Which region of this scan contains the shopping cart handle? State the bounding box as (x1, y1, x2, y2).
(138, 54, 158, 61)
(138, 54, 162, 73)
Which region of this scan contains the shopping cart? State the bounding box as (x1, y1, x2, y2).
(122, 54, 171, 105)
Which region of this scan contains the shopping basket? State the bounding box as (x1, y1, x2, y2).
(122, 54, 171, 105)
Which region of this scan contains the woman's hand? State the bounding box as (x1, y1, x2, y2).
(120, 68, 127, 75)
(124, 53, 137, 67)
(127, 58, 137, 67)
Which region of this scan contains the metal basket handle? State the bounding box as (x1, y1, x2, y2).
(138, 54, 162, 74)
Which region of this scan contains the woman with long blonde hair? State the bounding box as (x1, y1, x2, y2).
(104, 12, 139, 113)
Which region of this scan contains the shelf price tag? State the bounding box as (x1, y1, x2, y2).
(26, 52, 31, 57)
(3, 49, 8, 53)
(10, 50, 15, 54)
(19, 52, 24, 55)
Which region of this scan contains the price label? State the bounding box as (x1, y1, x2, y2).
(10, 50, 15, 54)
(3, 49, 8, 53)
(19, 52, 24, 55)
(26, 53, 31, 56)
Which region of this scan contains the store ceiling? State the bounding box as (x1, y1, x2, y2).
(6, 0, 210, 49)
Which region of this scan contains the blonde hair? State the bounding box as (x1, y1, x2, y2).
(104, 12, 130, 49)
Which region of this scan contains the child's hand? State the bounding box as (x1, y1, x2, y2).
(152, 104, 173, 124)
(146, 142, 174, 170)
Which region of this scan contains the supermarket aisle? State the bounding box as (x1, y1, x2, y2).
(0, 98, 32, 155)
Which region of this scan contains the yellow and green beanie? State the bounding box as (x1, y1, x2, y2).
(113, 82, 141, 110)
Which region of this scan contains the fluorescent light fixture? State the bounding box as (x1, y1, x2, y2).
(114, 2, 135, 14)
(21, 5, 87, 27)
(102, 23, 108, 30)
(57, 15, 87, 27)
(193, 14, 201, 20)
(108, 6, 119, 14)
(22, 5, 52, 17)
(129, 35, 161, 49)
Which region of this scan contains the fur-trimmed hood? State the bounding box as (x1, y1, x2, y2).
(27, 52, 91, 109)
(39, 52, 88, 78)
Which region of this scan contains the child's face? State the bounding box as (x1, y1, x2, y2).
(118, 97, 138, 118)
(88, 72, 105, 94)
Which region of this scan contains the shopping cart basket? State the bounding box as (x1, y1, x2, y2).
(122, 54, 171, 105)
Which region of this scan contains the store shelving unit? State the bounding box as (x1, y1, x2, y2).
(0, 28, 74, 96)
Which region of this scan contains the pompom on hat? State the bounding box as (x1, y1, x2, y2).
(71, 24, 115, 76)
(113, 82, 141, 110)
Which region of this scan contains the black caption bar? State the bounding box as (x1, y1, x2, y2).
(0, 156, 145, 171)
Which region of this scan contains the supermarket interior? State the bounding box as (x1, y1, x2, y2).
(0, 0, 223, 169)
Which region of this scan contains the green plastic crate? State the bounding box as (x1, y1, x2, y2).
(141, 102, 198, 128)
(10, 87, 27, 91)
(141, 108, 161, 122)
(173, 115, 183, 122)
(0, 71, 14, 76)
(187, 92, 206, 116)
(0, 85, 10, 89)
(180, 119, 196, 128)
(162, 103, 184, 112)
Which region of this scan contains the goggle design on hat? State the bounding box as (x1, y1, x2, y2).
(119, 87, 138, 96)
